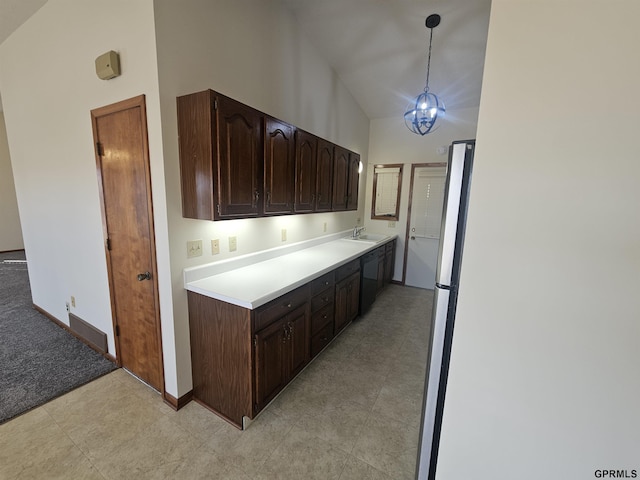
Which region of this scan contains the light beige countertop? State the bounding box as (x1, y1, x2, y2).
(184, 231, 396, 309)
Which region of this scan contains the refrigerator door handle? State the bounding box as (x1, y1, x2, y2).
(417, 286, 450, 479)
(435, 142, 466, 286)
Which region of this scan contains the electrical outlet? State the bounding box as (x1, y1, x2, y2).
(211, 239, 220, 255)
(323, 222, 327, 232)
(281, 229, 287, 242)
(71, 296, 76, 308)
(388, 221, 396, 228)
(187, 240, 203, 258)
(66, 302, 70, 312)
(357, 218, 361, 224)
(229, 236, 237, 252)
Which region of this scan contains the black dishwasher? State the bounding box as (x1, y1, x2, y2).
(360, 250, 378, 315)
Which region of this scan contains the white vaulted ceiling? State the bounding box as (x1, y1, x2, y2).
(280, 0, 492, 119)
(0, 0, 491, 119)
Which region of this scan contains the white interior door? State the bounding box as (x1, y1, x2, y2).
(404, 165, 447, 289)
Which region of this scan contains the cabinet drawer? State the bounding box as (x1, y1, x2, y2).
(311, 271, 335, 295)
(335, 259, 360, 282)
(310, 321, 334, 358)
(311, 287, 334, 313)
(385, 241, 394, 254)
(254, 284, 310, 332)
(311, 302, 334, 336)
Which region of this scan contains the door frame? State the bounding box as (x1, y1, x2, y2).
(91, 94, 164, 393)
(401, 162, 447, 285)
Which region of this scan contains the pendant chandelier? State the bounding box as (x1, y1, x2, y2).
(404, 14, 445, 136)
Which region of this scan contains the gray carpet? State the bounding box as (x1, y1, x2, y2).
(0, 251, 116, 424)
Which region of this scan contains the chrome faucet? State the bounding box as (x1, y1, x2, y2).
(352, 226, 366, 238)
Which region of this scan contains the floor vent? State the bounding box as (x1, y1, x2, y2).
(69, 313, 108, 354)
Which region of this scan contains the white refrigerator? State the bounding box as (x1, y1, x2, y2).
(416, 140, 475, 479)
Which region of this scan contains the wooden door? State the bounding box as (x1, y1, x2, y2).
(216, 94, 262, 219)
(294, 130, 317, 213)
(347, 152, 360, 211)
(254, 318, 287, 411)
(315, 139, 334, 212)
(332, 146, 349, 211)
(264, 117, 294, 215)
(92, 95, 163, 391)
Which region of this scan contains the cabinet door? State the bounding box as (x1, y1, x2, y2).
(347, 272, 361, 321)
(294, 130, 317, 213)
(334, 278, 349, 333)
(332, 146, 349, 211)
(286, 304, 310, 379)
(384, 240, 396, 285)
(254, 318, 287, 411)
(335, 271, 360, 333)
(264, 117, 295, 215)
(177, 90, 215, 220)
(377, 254, 385, 294)
(316, 139, 334, 212)
(216, 95, 262, 219)
(347, 152, 360, 211)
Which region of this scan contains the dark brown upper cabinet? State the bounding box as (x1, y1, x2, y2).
(315, 138, 334, 212)
(177, 90, 262, 220)
(332, 146, 349, 211)
(294, 129, 317, 213)
(216, 94, 263, 219)
(177, 90, 216, 220)
(177, 89, 358, 221)
(264, 117, 295, 215)
(347, 152, 360, 211)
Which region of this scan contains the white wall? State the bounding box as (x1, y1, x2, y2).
(437, 1, 640, 478)
(0, 112, 23, 251)
(364, 107, 479, 285)
(153, 0, 371, 396)
(0, 0, 173, 379)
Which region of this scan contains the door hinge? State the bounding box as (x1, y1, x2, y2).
(213, 99, 218, 110)
(115, 324, 120, 336)
(96, 142, 104, 156)
(216, 204, 221, 215)
(106, 238, 111, 251)
(253, 336, 257, 347)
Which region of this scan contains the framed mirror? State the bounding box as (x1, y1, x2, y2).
(371, 164, 403, 221)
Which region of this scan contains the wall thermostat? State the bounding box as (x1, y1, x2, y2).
(95, 51, 121, 80)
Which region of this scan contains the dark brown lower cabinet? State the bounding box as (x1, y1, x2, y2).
(384, 239, 396, 286)
(335, 271, 360, 334)
(254, 303, 309, 412)
(187, 243, 398, 429)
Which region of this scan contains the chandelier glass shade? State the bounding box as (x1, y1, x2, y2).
(404, 14, 445, 136)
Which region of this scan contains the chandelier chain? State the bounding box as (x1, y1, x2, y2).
(424, 27, 434, 93)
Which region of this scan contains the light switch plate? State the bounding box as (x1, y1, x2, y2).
(187, 240, 203, 258)
(281, 229, 287, 242)
(211, 239, 220, 255)
(229, 236, 237, 252)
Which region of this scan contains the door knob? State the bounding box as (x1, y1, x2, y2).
(137, 271, 152, 281)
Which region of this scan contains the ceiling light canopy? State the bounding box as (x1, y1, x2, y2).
(404, 14, 445, 136)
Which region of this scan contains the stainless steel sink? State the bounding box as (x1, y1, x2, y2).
(341, 233, 389, 244)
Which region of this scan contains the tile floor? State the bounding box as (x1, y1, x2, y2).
(0, 285, 432, 480)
